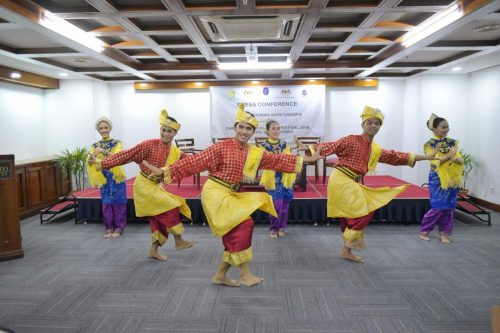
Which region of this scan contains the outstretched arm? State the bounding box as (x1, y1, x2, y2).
(89, 142, 146, 169)
(414, 146, 439, 162)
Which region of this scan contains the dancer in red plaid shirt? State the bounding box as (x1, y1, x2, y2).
(302, 106, 437, 263)
(144, 104, 322, 287)
(89, 109, 196, 261)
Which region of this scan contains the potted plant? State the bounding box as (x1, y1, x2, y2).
(460, 149, 474, 195)
(55, 147, 88, 191)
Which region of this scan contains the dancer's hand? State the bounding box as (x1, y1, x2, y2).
(447, 144, 458, 159)
(304, 144, 322, 162)
(88, 154, 96, 165)
(294, 136, 307, 151)
(142, 160, 164, 178)
(428, 146, 440, 160)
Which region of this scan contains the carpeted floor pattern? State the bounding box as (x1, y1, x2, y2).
(0, 211, 499, 333)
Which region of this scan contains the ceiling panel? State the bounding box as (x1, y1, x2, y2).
(0, 0, 498, 82)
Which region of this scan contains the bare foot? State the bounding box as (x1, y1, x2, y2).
(175, 239, 197, 250)
(104, 232, 112, 238)
(341, 247, 364, 263)
(440, 236, 450, 244)
(240, 273, 264, 286)
(420, 234, 430, 241)
(269, 231, 278, 239)
(212, 275, 241, 287)
(277, 229, 285, 237)
(111, 232, 121, 238)
(149, 245, 168, 261)
(341, 253, 364, 263)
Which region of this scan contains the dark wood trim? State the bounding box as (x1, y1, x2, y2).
(0, 65, 59, 89)
(0, 154, 24, 261)
(470, 196, 500, 213)
(135, 79, 378, 90)
(0, 249, 24, 261)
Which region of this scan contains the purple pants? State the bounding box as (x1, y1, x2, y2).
(420, 208, 454, 236)
(102, 203, 127, 234)
(269, 199, 290, 232)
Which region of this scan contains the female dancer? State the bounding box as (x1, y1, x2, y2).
(259, 119, 295, 239)
(420, 114, 463, 244)
(87, 117, 127, 237)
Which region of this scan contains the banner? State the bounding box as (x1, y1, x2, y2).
(210, 85, 325, 142)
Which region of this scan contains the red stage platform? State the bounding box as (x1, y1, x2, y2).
(74, 176, 430, 224)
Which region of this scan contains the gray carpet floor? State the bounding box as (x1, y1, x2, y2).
(0, 211, 499, 333)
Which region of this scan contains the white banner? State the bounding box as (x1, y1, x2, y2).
(210, 85, 325, 142)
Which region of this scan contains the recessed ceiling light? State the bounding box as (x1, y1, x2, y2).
(10, 72, 21, 79)
(251, 80, 260, 84)
(218, 62, 292, 70)
(452, 66, 461, 71)
(59, 72, 68, 77)
(472, 24, 500, 33)
(72, 58, 91, 63)
(194, 82, 204, 86)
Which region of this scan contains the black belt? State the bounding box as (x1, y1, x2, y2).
(208, 176, 241, 192)
(140, 171, 162, 184)
(335, 166, 363, 183)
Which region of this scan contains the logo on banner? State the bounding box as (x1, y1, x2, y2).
(281, 89, 291, 96)
(302, 89, 308, 96)
(227, 90, 236, 100)
(263, 87, 269, 95)
(244, 90, 253, 96)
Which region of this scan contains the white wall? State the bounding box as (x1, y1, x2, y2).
(108, 84, 211, 177)
(467, 66, 500, 203)
(44, 80, 108, 156)
(1, 70, 498, 203)
(0, 81, 45, 160)
(326, 80, 409, 178)
(402, 75, 470, 187)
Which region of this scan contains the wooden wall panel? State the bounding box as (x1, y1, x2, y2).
(27, 166, 43, 209)
(42, 164, 58, 202)
(15, 159, 71, 219)
(15, 168, 27, 214)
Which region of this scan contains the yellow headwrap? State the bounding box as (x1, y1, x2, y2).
(426, 113, 439, 130)
(234, 103, 258, 129)
(159, 109, 181, 131)
(361, 106, 384, 124)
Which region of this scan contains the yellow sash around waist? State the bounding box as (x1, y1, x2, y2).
(201, 179, 277, 237)
(327, 168, 408, 218)
(133, 173, 191, 219)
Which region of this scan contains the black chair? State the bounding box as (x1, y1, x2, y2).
(212, 137, 232, 144)
(175, 138, 201, 188)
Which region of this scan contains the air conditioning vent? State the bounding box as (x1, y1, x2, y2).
(208, 22, 219, 34)
(283, 20, 293, 36)
(200, 14, 301, 42)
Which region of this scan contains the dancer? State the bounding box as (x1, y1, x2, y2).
(301, 106, 438, 263)
(87, 117, 127, 238)
(89, 109, 196, 261)
(420, 114, 463, 244)
(144, 104, 321, 286)
(259, 119, 295, 239)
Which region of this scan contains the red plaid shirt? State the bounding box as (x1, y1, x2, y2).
(318, 134, 411, 175)
(101, 139, 181, 174)
(169, 138, 299, 184)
